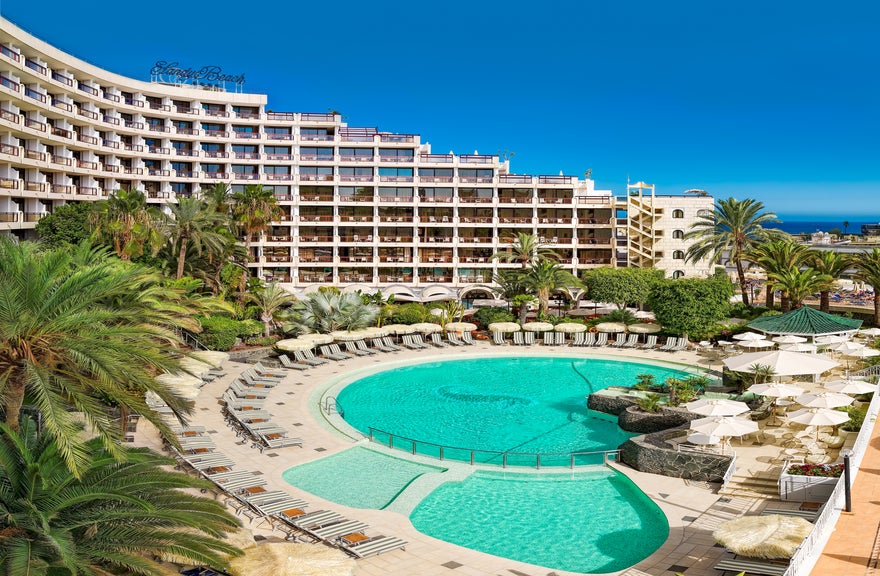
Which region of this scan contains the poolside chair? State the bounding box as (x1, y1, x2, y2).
(657, 336, 677, 351)
(222, 391, 266, 411)
(461, 332, 476, 345)
(305, 520, 369, 543)
(228, 381, 271, 399)
(593, 332, 608, 346)
(254, 434, 303, 453)
(339, 534, 408, 558)
(492, 331, 506, 345)
(239, 372, 279, 388)
(582, 332, 596, 346)
(512, 332, 525, 345)
(356, 340, 378, 355)
(639, 334, 658, 349)
(372, 338, 395, 352)
(621, 334, 639, 348)
(411, 334, 431, 349)
(243, 367, 283, 383)
(571, 332, 585, 346)
(610, 334, 628, 348)
(319, 345, 349, 361)
(279, 354, 311, 370)
(447, 333, 465, 346)
(401, 335, 421, 350)
(381, 336, 404, 351)
(713, 557, 787, 576)
(253, 362, 285, 378)
(555, 332, 566, 345)
(329, 344, 354, 359)
(431, 333, 449, 347)
(295, 349, 327, 365)
(542, 331, 556, 345)
(524, 331, 536, 345)
(344, 341, 371, 356)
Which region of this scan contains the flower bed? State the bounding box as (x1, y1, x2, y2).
(785, 463, 844, 478)
(779, 464, 841, 502)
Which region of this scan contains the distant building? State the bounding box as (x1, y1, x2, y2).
(861, 223, 880, 236)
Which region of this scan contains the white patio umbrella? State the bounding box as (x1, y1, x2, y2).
(748, 382, 805, 425)
(383, 324, 416, 335)
(488, 322, 521, 333)
(521, 321, 554, 332)
(795, 391, 854, 409)
(628, 323, 662, 334)
(724, 350, 839, 376)
(445, 321, 477, 333)
(296, 333, 335, 345)
(844, 348, 880, 359)
(554, 322, 587, 333)
(830, 341, 865, 353)
(733, 331, 767, 341)
(410, 322, 443, 333)
(594, 322, 627, 333)
(778, 343, 818, 353)
(786, 407, 850, 441)
(859, 327, 880, 337)
(330, 329, 373, 341)
(190, 350, 230, 368)
(738, 339, 774, 349)
(814, 334, 849, 345)
(825, 379, 877, 395)
(687, 432, 721, 447)
(772, 335, 808, 344)
(275, 338, 320, 353)
(690, 416, 758, 454)
(634, 310, 656, 320)
(684, 398, 750, 417)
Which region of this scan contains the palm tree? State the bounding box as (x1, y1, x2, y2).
(523, 259, 580, 316)
(766, 267, 833, 312)
(0, 239, 195, 474)
(684, 197, 783, 306)
(843, 221, 850, 235)
(809, 250, 853, 313)
(90, 188, 163, 260)
(854, 248, 880, 325)
(231, 184, 283, 255)
(203, 181, 233, 215)
(248, 282, 297, 336)
(297, 291, 379, 333)
(0, 418, 241, 575)
(746, 239, 809, 308)
(493, 232, 558, 269)
(166, 197, 228, 280)
(359, 290, 396, 327)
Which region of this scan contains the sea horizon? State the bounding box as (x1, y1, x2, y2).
(768, 217, 880, 235)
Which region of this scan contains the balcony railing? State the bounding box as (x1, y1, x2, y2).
(203, 108, 228, 117)
(419, 195, 454, 203)
(124, 121, 145, 130)
(25, 181, 46, 192)
(266, 173, 293, 181)
(78, 108, 99, 120)
(0, 45, 21, 62)
(0, 142, 17, 155)
(0, 211, 20, 221)
(77, 134, 98, 145)
(203, 172, 228, 179)
(0, 108, 19, 123)
(459, 196, 493, 203)
(301, 112, 336, 122)
(52, 184, 74, 194)
(24, 148, 46, 161)
(538, 175, 573, 184)
(300, 134, 334, 142)
(267, 112, 295, 121)
(53, 156, 72, 166)
(234, 131, 261, 139)
(25, 118, 47, 131)
(234, 152, 260, 159)
(379, 134, 414, 143)
(102, 91, 120, 101)
(298, 256, 333, 263)
(266, 133, 293, 140)
(24, 87, 47, 103)
(24, 212, 47, 222)
(77, 186, 99, 196)
(499, 174, 533, 184)
(299, 195, 334, 202)
(52, 72, 75, 86)
(298, 215, 334, 222)
(52, 127, 72, 139)
(378, 155, 413, 163)
(232, 172, 259, 180)
(25, 58, 47, 75)
(0, 75, 21, 91)
(299, 235, 333, 242)
(0, 178, 18, 190)
(419, 154, 453, 163)
(205, 130, 229, 138)
(418, 176, 454, 183)
(77, 160, 98, 170)
(458, 236, 493, 243)
(77, 82, 99, 96)
(203, 151, 228, 158)
(498, 196, 531, 203)
(56, 98, 77, 112)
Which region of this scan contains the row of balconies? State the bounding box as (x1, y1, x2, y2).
(260, 234, 613, 245)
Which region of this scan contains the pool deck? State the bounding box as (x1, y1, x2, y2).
(134, 341, 852, 576)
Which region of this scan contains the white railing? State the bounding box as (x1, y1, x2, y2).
(782, 386, 880, 576)
(722, 452, 737, 488)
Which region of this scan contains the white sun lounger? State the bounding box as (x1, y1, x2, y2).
(278, 354, 310, 370)
(513, 332, 525, 345)
(344, 341, 372, 356)
(382, 337, 405, 351)
(341, 535, 408, 558)
(431, 333, 449, 347)
(640, 334, 658, 349)
(492, 331, 506, 345)
(229, 381, 271, 399)
(295, 350, 327, 365)
(307, 520, 369, 542)
(287, 509, 344, 529)
(447, 333, 465, 346)
(461, 332, 476, 345)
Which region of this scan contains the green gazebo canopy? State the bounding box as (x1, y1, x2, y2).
(747, 306, 862, 336)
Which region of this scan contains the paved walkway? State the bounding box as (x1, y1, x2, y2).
(810, 412, 880, 575)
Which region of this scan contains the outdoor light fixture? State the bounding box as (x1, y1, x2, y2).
(841, 448, 854, 513)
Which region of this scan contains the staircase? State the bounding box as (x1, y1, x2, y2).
(720, 470, 780, 498)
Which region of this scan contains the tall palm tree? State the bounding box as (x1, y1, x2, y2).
(0, 239, 195, 474)
(203, 181, 233, 215)
(248, 283, 297, 336)
(766, 267, 833, 312)
(746, 239, 809, 309)
(524, 259, 580, 316)
(166, 197, 228, 280)
(231, 184, 283, 255)
(685, 197, 783, 306)
(90, 188, 163, 260)
(809, 250, 853, 313)
(0, 418, 241, 576)
(854, 248, 880, 325)
(493, 232, 558, 269)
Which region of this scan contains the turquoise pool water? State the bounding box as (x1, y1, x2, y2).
(410, 469, 669, 573)
(337, 356, 691, 466)
(281, 446, 445, 509)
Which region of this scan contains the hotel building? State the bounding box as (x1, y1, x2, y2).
(0, 17, 712, 301)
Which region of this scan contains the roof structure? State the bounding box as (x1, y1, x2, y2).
(747, 306, 862, 336)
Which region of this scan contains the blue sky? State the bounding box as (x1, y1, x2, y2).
(3, 0, 878, 220)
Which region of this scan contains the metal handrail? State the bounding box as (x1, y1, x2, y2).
(367, 426, 620, 469)
(722, 452, 737, 488)
(323, 396, 344, 417)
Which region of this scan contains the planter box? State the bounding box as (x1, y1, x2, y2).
(778, 470, 839, 502)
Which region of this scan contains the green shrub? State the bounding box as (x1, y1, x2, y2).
(636, 393, 663, 413)
(198, 315, 244, 351)
(245, 336, 279, 347)
(240, 319, 265, 337)
(199, 329, 237, 351)
(634, 374, 656, 391)
(472, 306, 515, 327)
(387, 303, 429, 325)
(840, 404, 867, 431)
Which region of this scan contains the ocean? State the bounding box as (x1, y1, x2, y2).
(767, 220, 878, 235)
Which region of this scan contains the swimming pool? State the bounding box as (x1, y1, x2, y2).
(410, 469, 669, 573)
(281, 446, 446, 509)
(336, 356, 692, 466)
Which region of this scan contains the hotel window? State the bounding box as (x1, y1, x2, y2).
(339, 147, 373, 160)
(232, 125, 255, 133)
(672, 209, 684, 218)
(419, 168, 453, 180)
(300, 147, 334, 160)
(300, 166, 332, 180)
(379, 167, 413, 178)
(420, 187, 454, 200)
(378, 148, 414, 160)
(339, 167, 373, 179)
(202, 163, 222, 174)
(300, 128, 329, 140)
(264, 166, 291, 175)
(265, 146, 291, 155)
(338, 186, 374, 199)
(266, 126, 292, 135)
(202, 143, 223, 153)
(459, 168, 494, 181)
(171, 162, 191, 171)
(144, 138, 161, 151)
(672, 229, 684, 239)
(672, 250, 685, 260)
(378, 187, 414, 199)
(232, 165, 258, 175)
(172, 182, 192, 196)
(672, 270, 685, 279)
(233, 145, 258, 158)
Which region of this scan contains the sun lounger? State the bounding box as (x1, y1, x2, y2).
(307, 520, 369, 542)
(657, 336, 677, 351)
(355, 340, 378, 355)
(244, 367, 284, 381)
(411, 334, 431, 349)
(542, 331, 556, 345)
(344, 341, 372, 356)
(570, 332, 585, 346)
(229, 381, 271, 399)
(555, 332, 566, 345)
(610, 334, 628, 348)
(278, 354, 310, 370)
(253, 362, 285, 378)
(329, 344, 354, 359)
(401, 335, 421, 350)
(240, 370, 280, 387)
(183, 453, 235, 471)
(593, 332, 608, 346)
(169, 424, 207, 435)
(668, 337, 689, 351)
(512, 332, 525, 345)
(254, 435, 303, 452)
(372, 338, 395, 352)
(492, 331, 506, 345)
(582, 332, 596, 346)
(381, 337, 404, 351)
(222, 391, 266, 411)
(320, 345, 349, 361)
(177, 437, 217, 451)
(227, 408, 271, 423)
(640, 334, 658, 349)
(713, 557, 788, 576)
(430, 333, 449, 347)
(287, 509, 344, 530)
(340, 534, 408, 558)
(446, 333, 465, 346)
(461, 332, 476, 345)
(296, 349, 327, 365)
(621, 334, 639, 348)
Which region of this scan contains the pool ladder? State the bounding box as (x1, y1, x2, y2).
(323, 396, 343, 417)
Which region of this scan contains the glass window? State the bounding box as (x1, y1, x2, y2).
(299, 166, 333, 176)
(201, 143, 222, 152)
(378, 167, 413, 177)
(265, 126, 292, 134)
(339, 147, 373, 158)
(232, 145, 258, 153)
(264, 166, 291, 175)
(265, 146, 291, 154)
(459, 168, 494, 178)
(339, 167, 374, 176)
(672, 270, 685, 279)
(232, 125, 255, 133)
(672, 229, 684, 239)
(232, 165, 257, 174)
(672, 209, 685, 218)
(378, 148, 414, 158)
(673, 250, 685, 260)
(419, 168, 454, 177)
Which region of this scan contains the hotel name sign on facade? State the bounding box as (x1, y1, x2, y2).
(150, 60, 245, 86)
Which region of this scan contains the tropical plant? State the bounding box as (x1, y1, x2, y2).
(582, 267, 663, 310)
(203, 181, 233, 215)
(433, 300, 464, 328)
(0, 418, 241, 575)
(0, 239, 195, 474)
(746, 239, 809, 308)
(247, 282, 297, 336)
(648, 275, 734, 339)
(523, 259, 580, 316)
(636, 393, 663, 413)
(493, 232, 559, 269)
(766, 267, 833, 312)
(494, 269, 530, 300)
(90, 188, 164, 261)
(359, 290, 396, 327)
(603, 308, 638, 326)
(511, 294, 537, 324)
(231, 184, 283, 255)
(809, 250, 853, 313)
(166, 197, 229, 280)
(853, 248, 880, 325)
(750, 363, 776, 385)
(633, 374, 656, 391)
(472, 306, 516, 327)
(34, 202, 94, 248)
(387, 302, 430, 325)
(297, 291, 378, 333)
(685, 197, 783, 306)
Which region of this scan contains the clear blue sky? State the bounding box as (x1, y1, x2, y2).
(3, 0, 878, 220)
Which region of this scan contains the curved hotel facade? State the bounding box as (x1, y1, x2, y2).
(0, 17, 712, 300)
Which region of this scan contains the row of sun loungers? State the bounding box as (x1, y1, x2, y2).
(274, 507, 408, 558)
(490, 331, 691, 351)
(221, 366, 303, 453)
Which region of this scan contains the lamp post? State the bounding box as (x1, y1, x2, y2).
(841, 448, 854, 513)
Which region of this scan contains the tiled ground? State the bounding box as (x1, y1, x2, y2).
(135, 342, 851, 576)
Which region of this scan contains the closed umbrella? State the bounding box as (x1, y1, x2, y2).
(554, 322, 587, 333)
(684, 398, 750, 417)
(713, 515, 813, 560)
(824, 379, 877, 395)
(521, 321, 554, 332)
(628, 323, 662, 334)
(733, 331, 767, 341)
(738, 339, 774, 349)
(795, 391, 854, 409)
(772, 335, 808, 344)
(594, 322, 627, 333)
